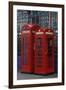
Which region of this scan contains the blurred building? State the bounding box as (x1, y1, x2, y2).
(17, 10, 58, 32)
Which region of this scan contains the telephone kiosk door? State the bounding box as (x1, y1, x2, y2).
(34, 29, 48, 74)
(21, 30, 33, 73)
(45, 29, 55, 74)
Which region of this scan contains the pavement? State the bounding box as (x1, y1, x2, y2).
(17, 71, 57, 80)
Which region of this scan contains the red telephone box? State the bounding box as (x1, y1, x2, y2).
(44, 28, 55, 74)
(21, 24, 40, 73)
(34, 28, 54, 74)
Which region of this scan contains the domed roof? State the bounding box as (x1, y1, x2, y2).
(21, 24, 40, 31)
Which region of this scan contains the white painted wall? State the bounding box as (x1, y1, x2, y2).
(0, 0, 66, 90)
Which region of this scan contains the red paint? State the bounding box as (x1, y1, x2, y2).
(44, 28, 55, 74)
(34, 28, 55, 74)
(21, 24, 40, 73)
(21, 24, 55, 75)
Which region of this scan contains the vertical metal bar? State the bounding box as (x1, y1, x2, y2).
(49, 12, 52, 28)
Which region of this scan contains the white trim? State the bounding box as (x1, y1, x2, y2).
(22, 30, 30, 33)
(45, 32, 53, 35)
(36, 32, 44, 34)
